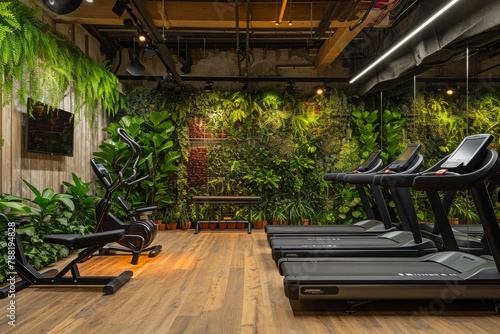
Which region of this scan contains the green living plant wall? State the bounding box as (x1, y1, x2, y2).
(116, 84, 377, 225)
(115, 83, 500, 227)
(0, 0, 122, 117)
(411, 89, 500, 223)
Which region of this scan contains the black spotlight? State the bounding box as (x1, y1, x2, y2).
(179, 49, 193, 74)
(112, 0, 127, 17)
(126, 49, 145, 76)
(314, 84, 332, 95)
(137, 29, 149, 46)
(284, 82, 296, 95)
(43, 0, 82, 15)
(123, 19, 134, 28)
(203, 81, 214, 92)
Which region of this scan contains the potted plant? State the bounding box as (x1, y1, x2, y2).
(270, 200, 288, 225)
(178, 203, 192, 230)
(282, 197, 314, 225)
(252, 208, 268, 229)
(233, 207, 248, 229)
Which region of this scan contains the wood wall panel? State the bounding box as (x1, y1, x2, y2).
(0, 24, 109, 198)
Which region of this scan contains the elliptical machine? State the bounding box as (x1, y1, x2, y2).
(91, 128, 162, 264)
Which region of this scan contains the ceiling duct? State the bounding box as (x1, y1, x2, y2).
(354, 0, 500, 94)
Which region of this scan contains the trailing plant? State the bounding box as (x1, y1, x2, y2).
(0, 0, 123, 118)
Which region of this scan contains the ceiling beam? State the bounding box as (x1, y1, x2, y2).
(314, 9, 379, 72)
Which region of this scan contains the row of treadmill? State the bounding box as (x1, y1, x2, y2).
(265, 133, 500, 313)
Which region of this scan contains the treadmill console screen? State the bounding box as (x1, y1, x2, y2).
(386, 143, 421, 172)
(357, 149, 381, 172)
(440, 134, 493, 172)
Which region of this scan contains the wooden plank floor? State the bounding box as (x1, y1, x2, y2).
(1, 230, 500, 334)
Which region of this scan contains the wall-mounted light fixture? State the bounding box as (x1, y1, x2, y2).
(284, 82, 296, 95)
(203, 81, 214, 92)
(349, 0, 461, 84)
(313, 84, 331, 95)
(446, 83, 459, 96)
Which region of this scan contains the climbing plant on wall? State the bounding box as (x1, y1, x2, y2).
(0, 0, 122, 117)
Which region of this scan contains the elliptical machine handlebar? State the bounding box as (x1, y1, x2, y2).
(117, 128, 139, 186)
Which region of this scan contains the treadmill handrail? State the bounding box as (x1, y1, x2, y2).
(323, 159, 384, 182)
(413, 150, 499, 191)
(342, 154, 424, 185)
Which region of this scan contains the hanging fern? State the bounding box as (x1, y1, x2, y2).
(0, 0, 123, 118)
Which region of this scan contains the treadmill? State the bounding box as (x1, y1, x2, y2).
(278, 134, 500, 313)
(270, 144, 438, 264)
(266, 149, 398, 242)
(418, 185, 497, 241)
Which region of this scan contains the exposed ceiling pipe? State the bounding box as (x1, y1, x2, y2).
(235, 0, 242, 76)
(349, 0, 377, 31)
(277, 0, 289, 25)
(245, 0, 251, 76)
(315, 1, 342, 39)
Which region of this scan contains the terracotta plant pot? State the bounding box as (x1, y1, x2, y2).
(154, 220, 163, 231)
(253, 220, 268, 229)
(166, 222, 177, 230)
(180, 221, 192, 230)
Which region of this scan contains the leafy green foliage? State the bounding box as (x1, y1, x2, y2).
(0, 173, 98, 282)
(62, 173, 100, 234)
(381, 109, 406, 163)
(351, 108, 380, 159)
(0, 0, 123, 118)
(95, 111, 181, 218)
(336, 187, 365, 224)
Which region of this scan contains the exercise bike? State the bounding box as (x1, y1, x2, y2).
(0, 214, 133, 298)
(91, 128, 161, 264)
